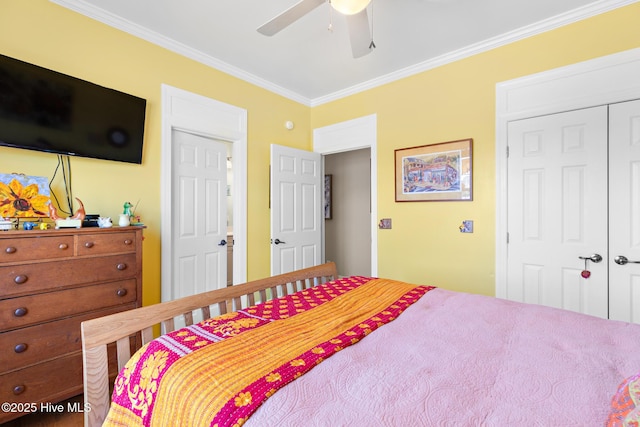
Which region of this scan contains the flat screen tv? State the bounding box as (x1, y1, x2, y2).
(0, 54, 146, 164)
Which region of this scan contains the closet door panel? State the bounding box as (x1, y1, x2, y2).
(506, 106, 608, 318)
(609, 99, 640, 323)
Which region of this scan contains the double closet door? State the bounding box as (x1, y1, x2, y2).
(506, 99, 640, 323)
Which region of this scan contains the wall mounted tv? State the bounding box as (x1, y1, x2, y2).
(0, 54, 146, 164)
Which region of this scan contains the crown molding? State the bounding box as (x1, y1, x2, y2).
(311, 0, 637, 106)
(50, 0, 635, 108)
(48, 0, 312, 106)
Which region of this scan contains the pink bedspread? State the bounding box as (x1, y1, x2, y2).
(246, 288, 640, 426)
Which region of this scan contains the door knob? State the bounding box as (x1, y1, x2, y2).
(614, 255, 640, 265)
(273, 239, 286, 245)
(578, 254, 602, 263)
(218, 239, 227, 246)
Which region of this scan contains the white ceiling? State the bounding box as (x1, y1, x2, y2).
(50, 0, 634, 106)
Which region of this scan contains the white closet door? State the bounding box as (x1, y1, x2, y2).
(506, 106, 608, 318)
(609, 99, 640, 322)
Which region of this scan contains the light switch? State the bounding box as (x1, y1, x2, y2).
(459, 220, 473, 233)
(379, 218, 392, 229)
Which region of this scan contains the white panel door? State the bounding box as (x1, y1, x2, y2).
(172, 130, 227, 300)
(609, 99, 640, 322)
(270, 144, 322, 275)
(507, 106, 608, 318)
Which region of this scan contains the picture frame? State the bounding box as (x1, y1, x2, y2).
(0, 173, 51, 218)
(324, 174, 332, 219)
(395, 138, 472, 202)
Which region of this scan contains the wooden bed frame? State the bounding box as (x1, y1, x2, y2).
(81, 262, 338, 427)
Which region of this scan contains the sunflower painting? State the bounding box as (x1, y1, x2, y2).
(0, 174, 50, 218)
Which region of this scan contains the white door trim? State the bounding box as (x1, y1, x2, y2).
(313, 114, 377, 276)
(161, 84, 247, 301)
(495, 48, 640, 298)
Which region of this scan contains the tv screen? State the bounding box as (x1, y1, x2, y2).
(0, 54, 146, 164)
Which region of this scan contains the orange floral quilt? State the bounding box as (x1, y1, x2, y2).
(103, 276, 433, 427)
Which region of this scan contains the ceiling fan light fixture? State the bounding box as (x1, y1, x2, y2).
(330, 0, 371, 15)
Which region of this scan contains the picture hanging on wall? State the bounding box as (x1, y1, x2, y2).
(0, 173, 51, 217)
(324, 174, 332, 219)
(395, 138, 473, 202)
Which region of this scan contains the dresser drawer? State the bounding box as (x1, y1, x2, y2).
(0, 303, 137, 373)
(0, 253, 138, 297)
(77, 231, 137, 256)
(0, 235, 74, 264)
(0, 352, 83, 416)
(0, 279, 137, 331)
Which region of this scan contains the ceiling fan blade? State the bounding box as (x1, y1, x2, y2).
(347, 9, 372, 58)
(257, 0, 326, 36)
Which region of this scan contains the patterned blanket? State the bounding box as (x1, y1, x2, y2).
(608, 371, 640, 426)
(103, 276, 434, 427)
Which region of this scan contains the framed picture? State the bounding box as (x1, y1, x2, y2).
(395, 138, 472, 202)
(0, 173, 51, 217)
(324, 174, 332, 219)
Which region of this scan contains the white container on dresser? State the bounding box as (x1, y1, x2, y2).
(0, 226, 143, 423)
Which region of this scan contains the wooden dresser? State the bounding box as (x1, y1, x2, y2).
(0, 226, 143, 423)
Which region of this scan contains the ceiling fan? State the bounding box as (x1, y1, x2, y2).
(257, 0, 374, 58)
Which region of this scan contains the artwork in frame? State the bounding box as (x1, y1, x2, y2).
(324, 174, 332, 219)
(0, 173, 51, 217)
(395, 138, 472, 202)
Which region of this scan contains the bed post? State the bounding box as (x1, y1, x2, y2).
(82, 341, 110, 426)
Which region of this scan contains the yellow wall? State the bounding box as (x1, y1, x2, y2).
(0, 0, 311, 306)
(2, 1, 639, 303)
(311, 3, 640, 295)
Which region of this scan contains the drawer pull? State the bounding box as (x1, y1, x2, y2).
(5, 246, 17, 254)
(124, 239, 133, 245)
(14, 343, 27, 353)
(12, 385, 25, 395)
(116, 288, 128, 297)
(14, 307, 28, 317)
(84, 242, 95, 248)
(116, 263, 127, 271)
(14, 275, 28, 285)
(59, 243, 69, 250)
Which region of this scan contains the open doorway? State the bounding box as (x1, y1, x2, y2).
(324, 148, 371, 276)
(225, 142, 233, 285)
(160, 84, 247, 304)
(314, 114, 377, 277)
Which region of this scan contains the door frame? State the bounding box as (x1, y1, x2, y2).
(161, 84, 247, 302)
(313, 114, 377, 276)
(495, 48, 640, 298)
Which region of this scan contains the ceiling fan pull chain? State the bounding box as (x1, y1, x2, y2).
(369, 0, 376, 50)
(328, 0, 334, 32)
